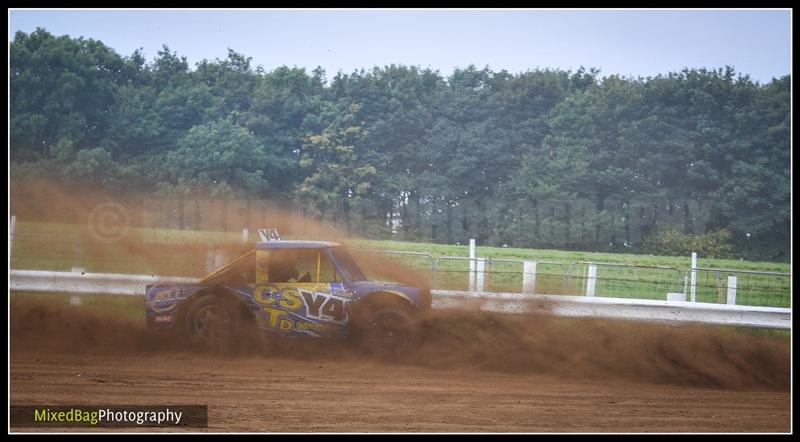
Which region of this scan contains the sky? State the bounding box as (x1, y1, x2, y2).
(7, 9, 792, 83)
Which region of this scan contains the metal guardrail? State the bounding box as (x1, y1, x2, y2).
(366, 251, 790, 308)
(8, 269, 791, 329)
(432, 290, 790, 329)
(565, 262, 684, 298)
(686, 267, 791, 308)
(483, 258, 566, 294)
(9, 269, 198, 296)
(9, 235, 791, 309)
(433, 256, 482, 291)
(354, 250, 437, 272)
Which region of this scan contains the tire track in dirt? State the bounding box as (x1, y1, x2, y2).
(10, 352, 790, 432)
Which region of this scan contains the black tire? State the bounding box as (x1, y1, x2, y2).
(184, 295, 235, 341)
(357, 306, 420, 356)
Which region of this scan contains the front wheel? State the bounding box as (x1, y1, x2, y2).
(356, 306, 420, 356)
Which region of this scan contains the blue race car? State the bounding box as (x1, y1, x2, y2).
(145, 239, 431, 350)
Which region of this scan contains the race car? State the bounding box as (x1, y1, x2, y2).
(144, 236, 431, 351)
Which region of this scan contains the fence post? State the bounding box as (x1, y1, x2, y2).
(690, 252, 697, 302)
(70, 266, 85, 306)
(468, 239, 476, 292)
(207, 250, 225, 273)
(476, 258, 485, 292)
(727, 275, 737, 305)
(9, 215, 16, 263)
(523, 261, 537, 294)
(586, 264, 597, 297)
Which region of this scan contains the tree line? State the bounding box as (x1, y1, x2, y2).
(10, 28, 790, 261)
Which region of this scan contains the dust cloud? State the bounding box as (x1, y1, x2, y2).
(10, 298, 789, 391)
(9, 178, 790, 392)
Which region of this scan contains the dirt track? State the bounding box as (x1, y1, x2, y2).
(9, 300, 791, 433)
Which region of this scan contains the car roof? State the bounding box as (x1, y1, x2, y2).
(255, 240, 341, 250)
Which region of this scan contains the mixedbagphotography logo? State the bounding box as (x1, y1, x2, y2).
(87, 202, 131, 243)
(10, 405, 208, 428)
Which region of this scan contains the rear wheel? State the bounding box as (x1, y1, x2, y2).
(185, 295, 234, 342)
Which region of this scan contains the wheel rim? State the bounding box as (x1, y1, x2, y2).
(372, 313, 411, 347)
(193, 305, 228, 338)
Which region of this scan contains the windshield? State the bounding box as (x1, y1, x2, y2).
(330, 247, 366, 282)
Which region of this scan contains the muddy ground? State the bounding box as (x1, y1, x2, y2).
(9, 299, 790, 433)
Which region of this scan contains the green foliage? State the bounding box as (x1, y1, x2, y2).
(9, 29, 791, 262)
(10, 28, 125, 161)
(294, 104, 376, 229)
(161, 118, 269, 197)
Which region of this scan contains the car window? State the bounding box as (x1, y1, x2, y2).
(318, 253, 339, 283)
(267, 250, 301, 283)
(294, 251, 317, 282)
(265, 249, 338, 283)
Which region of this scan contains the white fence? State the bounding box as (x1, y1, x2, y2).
(9, 269, 790, 329)
(355, 250, 790, 308)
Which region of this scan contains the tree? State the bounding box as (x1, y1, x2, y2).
(10, 28, 125, 162)
(8, 28, 790, 261)
(294, 104, 376, 233)
(160, 119, 269, 198)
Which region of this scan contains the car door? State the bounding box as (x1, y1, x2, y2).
(253, 248, 352, 338)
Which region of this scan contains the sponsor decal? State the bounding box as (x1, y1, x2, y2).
(252, 284, 351, 333)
